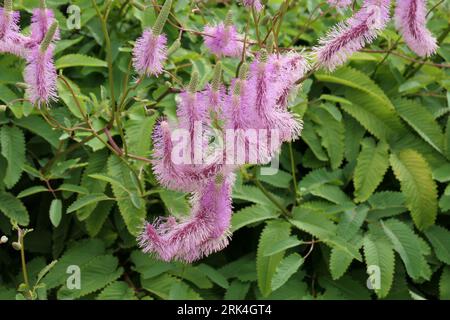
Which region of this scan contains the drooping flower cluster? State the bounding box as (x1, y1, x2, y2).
(394, 0, 437, 57)
(138, 50, 309, 262)
(315, 0, 438, 71)
(0, 0, 59, 106)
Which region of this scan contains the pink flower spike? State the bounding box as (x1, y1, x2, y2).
(394, 0, 437, 57)
(314, 0, 391, 71)
(24, 45, 57, 106)
(0, 7, 19, 41)
(0, 7, 27, 57)
(137, 174, 234, 263)
(132, 29, 167, 77)
(30, 8, 60, 46)
(203, 22, 243, 58)
(241, 0, 263, 12)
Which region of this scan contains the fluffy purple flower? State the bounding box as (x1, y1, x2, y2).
(0, 8, 28, 57)
(247, 55, 303, 145)
(24, 45, 57, 106)
(0, 7, 19, 40)
(394, 0, 437, 57)
(314, 0, 391, 71)
(241, 0, 263, 11)
(29, 8, 60, 46)
(177, 90, 209, 133)
(132, 29, 167, 76)
(151, 118, 223, 193)
(203, 22, 243, 58)
(138, 174, 233, 263)
(270, 52, 309, 109)
(145, 52, 308, 263)
(327, 0, 353, 8)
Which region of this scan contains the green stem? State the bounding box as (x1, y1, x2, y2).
(371, 36, 402, 78)
(404, 23, 450, 79)
(254, 177, 291, 217)
(18, 230, 31, 299)
(288, 142, 298, 199)
(92, 0, 116, 117)
(252, 7, 262, 47)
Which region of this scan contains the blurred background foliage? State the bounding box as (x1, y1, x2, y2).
(0, 0, 450, 300)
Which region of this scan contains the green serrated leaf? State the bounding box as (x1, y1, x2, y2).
(17, 186, 48, 198)
(271, 253, 304, 291)
(67, 193, 112, 213)
(394, 98, 445, 154)
(55, 54, 107, 69)
(0, 192, 29, 226)
(354, 138, 390, 202)
(231, 204, 279, 232)
(390, 149, 437, 230)
(423, 225, 450, 264)
(363, 230, 395, 298)
(381, 219, 430, 280)
(257, 221, 291, 297)
(107, 156, 146, 236)
(0, 125, 25, 188)
(440, 267, 450, 300)
(96, 281, 136, 300)
(263, 236, 302, 257)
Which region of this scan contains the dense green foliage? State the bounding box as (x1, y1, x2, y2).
(0, 0, 449, 300)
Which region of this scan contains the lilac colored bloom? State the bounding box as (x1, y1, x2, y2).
(394, 0, 437, 57)
(204, 84, 226, 114)
(241, 0, 263, 11)
(327, 0, 353, 8)
(314, 0, 391, 71)
(203, 22, 243, 58)
(24, 45, 57, 106)
(0, 7, 20, 40)
(132, 29, 167, 76)
(177, 90, 209, 133)
(144, 52, 308, 263)
(151, 118, 223, 193)
(138, 174, 233, 263)
(29, 8, 60, 46)
(270, 52, 309, 109)
(0, 8, 28, 57)
(247, 55, 303, 146)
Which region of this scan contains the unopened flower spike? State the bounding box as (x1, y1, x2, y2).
(238, 62, 249, 80)
(266, 33, 275, 54)
(188, 70, 200, 93)
(152, 0, 172, 36)
(211, 62, 222, 92)
(132, 0, 171, 76)
(167, 37, 181, 56)
(40, 21, 58, 52)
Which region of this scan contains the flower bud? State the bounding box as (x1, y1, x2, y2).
(12, 241, 22, 250)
